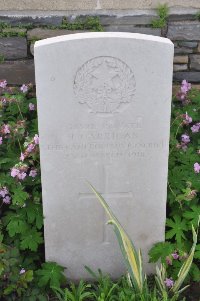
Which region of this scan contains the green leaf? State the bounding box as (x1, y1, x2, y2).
(20, 270, 34, 282)
(20, 228, 43, 251)
(36, 262, 66, 288)
(148, 242, 174, 263)
(6, 216, 28, 237)
(190, 263, 200, 282)
(12, 185, 29, 206)
(25, 203, 43, 229)
(194, 244, 200, 259)
(0, 231, 4, 243)
(3, 284, 16, 295)
(183, 205, 200, 228)
(166, 215, 188, 245)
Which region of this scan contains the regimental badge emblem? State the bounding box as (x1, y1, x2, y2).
(74, 56, 136, 114)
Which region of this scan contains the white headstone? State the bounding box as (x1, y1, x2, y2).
(34, 32, 174, 280)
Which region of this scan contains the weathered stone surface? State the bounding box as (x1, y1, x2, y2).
(100, 0, 200, 9)
(35, 32, 173, 280)
(104, 25, 161, 36)
(190, 55, 200, 71)
(173, 64, 187, 71)
(1, 0, 200, 10)
(174, 55, 188, 64)
(0, 60, 35, 84)
(173, 71, 200, 82)
(27, 28, 85, 40)
(0, 15, 63, 26)
(174, 47, 193, 54)
(198, 43, 200, 52)
(167, 22, 200, 41)
(178, 41, 198, 48)
(168, 8, 199, 21)
(96, 13, 158, 25)
(0, 38, 27, 59)
(0, 0, 97, 10)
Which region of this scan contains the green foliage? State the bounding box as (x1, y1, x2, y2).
(61, 16, 103, 31)
(0, 54, 5, 63)
(149, 85, 200, 283)
(85, 267, 119, 300)
(195, 11, 200, 21)
(53, 269, 189, 301)
(0, 16, 103, 40)
(149, 242, 174, 263)
(0, 243, 34, 299)
(89, 185, 198, 300)
(36, 262, 66, 288)
(53, 280, 93, 301)
(151, 4, 169, 28)
(0, 85, 65, 299)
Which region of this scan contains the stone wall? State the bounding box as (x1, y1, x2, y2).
(0, 8, 200, 85)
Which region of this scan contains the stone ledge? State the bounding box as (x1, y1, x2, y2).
(104, 26, 161, 36)
(173, 71, 200, 83)
(167, 22, 200, 41)
(0, 37, 27, 59)
(173, 64, 188, 71)
(0, 15, 63, 26)
(0, 8, 199, 27)
(173, 55, 188, 64)
(27, 28, 86, 40)
(0, 60, 35, 84)
(178, 41, 198, 48)
(174, 47, 194, 54)
(190, 54, 200, 71)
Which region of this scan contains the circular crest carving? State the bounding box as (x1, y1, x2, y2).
(74, 56, 136, 114)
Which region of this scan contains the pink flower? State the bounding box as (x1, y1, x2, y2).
(181, 134, 190, 144)
(11, 168, 20, 177)
(2, 124, 10, 134)
(164, 278, 174, 288)
(29, 103, 35, 111)
(181, 80, 191, 94)
(29, 169, 37, 178)
(176, 92, 186, 102)
(20, 153, 25, 161)
(3, 195, 11, 204)
(20, 84, 28, 93)
(17, 172, 27, 180)
(183, 112, 192, 125)
(19, 268, 26, 275)
(0, 137, 2, 145)
(171, 252, 179, 260)
(34, 134, 39, 145)
(0, 80, 7, 89)
(11, 164, 28, 180)
(0, 187, 8, 198)
(194, 162, 200, 173)
(27, 143, 35, 153)
(191, 123, 200, 133)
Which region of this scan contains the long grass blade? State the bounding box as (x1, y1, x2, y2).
(171, 219, 199, 294)
(87, 182, 144, 293)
